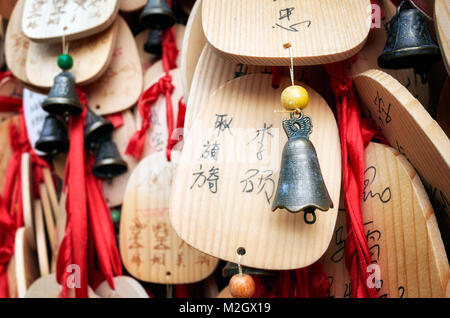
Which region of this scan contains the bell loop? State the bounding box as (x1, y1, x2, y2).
(304, 210, 317, 225)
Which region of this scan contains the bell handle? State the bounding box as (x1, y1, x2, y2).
(304, 210, 316, 225)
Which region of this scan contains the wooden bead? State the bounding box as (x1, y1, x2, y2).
(281, 85, 309, 110)
(229, 274, 256, 298)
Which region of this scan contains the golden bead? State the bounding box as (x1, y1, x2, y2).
(281, 85, 309, 110)
(229, 274, 256, 298)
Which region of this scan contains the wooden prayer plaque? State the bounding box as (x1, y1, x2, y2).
(85, 17, 143, 116)
(170, 74, 341, 269)
(102, 110, 138, 208)
(95, 276, 149, 298)
(202, 0, 371, 65)
(34, 199, 50, 277)
(0, 116, 18, 191)
(119, 0, 146, 12)
(354, 69, 450, 258)
(22, 0, 119, 43)
(39, 183, 56, 253)
(21, 152, 36, 251)
(15, 227, 39, 298)
(120, 151, 218, 284)
(26, 18, 119, 89)
(435, 0, 450, 75)
(350, 0, 430, 109)
(362, 143, 449, 297)
(180, 0, 205, 100)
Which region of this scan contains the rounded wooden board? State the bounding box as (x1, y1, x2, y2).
(95, 276, 149, 298)
(26, 17, 119, 89)
(34, 199, 50, 277)
(202, 0, 371, 66)
(14, 227, 39, 298)
(437, 78, 450, 137)
(7, 255, 18, 298)
(4, 0, 30, 84)
(0, 75, 24, 100)
(350, 0, 430, 109)
(353, 69, 450, 257)
(136, 24, 186, 73)
(39, 183, 56, 252)
(0, 0, 17, 19)
(21, 152, 36, 251)
(170, 74, 341, 270)
(119, 0, 145, 12)
(435, 0, 450, 75)
(119, 151, 218, 284)
(0, 116, 18, 191)
(217, 286, 233, 298)
(362, 142, 449, 297)
(84, 17, 143, 116)
(102, 110, 138, 208)
(184, 44, 269, 130)
(180, 0, 205, 100)
(22, 0, 119, 43)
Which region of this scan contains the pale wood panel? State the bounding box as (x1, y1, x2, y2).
(26, 18, 118, 89)
(184, 44, 269, 130)
(5, 0, 30, 84)
(34, 199, 49, 277)
(39, 183, 56, 252)
(120, 151, 218, 284)
(435, 0, 450, 75)
(22, 0, 119, 43)
(85, 17, 143, 116)
(180, 0, 205, 101)
(14, 227, 39, 298)
(350, 0, 430, 109)
(362, 143, 449, 297)
(43, 167, 59, 222)
(0, 116, 18, 191)
(170, 74, 341, 270)
(437, 78, 450, 137)
(354, 69, 450, 258)
(21, 152, 36, 250)
(202, 0, 370, 66)
(7, 254, 17, 297)
(95, 276, 149, 298)
(102, 110, 138, 208)
(119, 0, 145, 12)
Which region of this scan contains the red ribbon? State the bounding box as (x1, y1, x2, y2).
(105, 113, 124, 129)
(166, 97, 186, 161)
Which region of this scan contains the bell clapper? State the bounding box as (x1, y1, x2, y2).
(229, 248, 256, 298)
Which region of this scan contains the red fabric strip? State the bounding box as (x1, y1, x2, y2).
(105, 113, 124, 129)
(0, 96, 22, 112)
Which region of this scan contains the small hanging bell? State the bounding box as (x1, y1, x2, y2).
(35, 115, 69, 155)
(222, 262, 276, 278)
(378, 1, 441, 83)
(42, 72, 83, 116)
(140, 0, 176, 30)
(144, 29, 163, 56)
(84, 107, 114, 149)
(272, 111, 333, 224)
(92, 138, 128, 179)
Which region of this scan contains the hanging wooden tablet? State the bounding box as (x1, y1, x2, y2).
(23, 88, 49, 156)
(136, 24, 186, 72)
(437, 78, 450, 137)
(0, 116, 18, 190)
(26, 18, 119, 89)
(14, 227, 39, 298)
(39, 183, 56, 253)
(34, 199, 50, 277)
(180, 0, 205, 100)
(350, 0, 430, 108)
(0, 75, 24, 100)
(435, 0, 450, 75)
(362, 142, 449, 297)
(170, 74, 341, 269)
(95, 276, 149, 298)
(119, 0, 146, 13)
(184, 44, 268, 130)
(21, 152, 36, 250)
(42, 167, 59, 223)
(353, 69, 450, 258)
(7, 255, 17, 297)
(201, 0, 371, 66)
(0, 0, 17, 19)
(135, 69, 182, 157)
(22, 0, 119, 43)
(102, 110, 138, 208)
(4, 0, 30, 84)
(120, 151, 218, 284)
(84, 17, 142, 116)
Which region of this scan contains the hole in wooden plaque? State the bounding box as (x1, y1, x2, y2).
(95, 105, 101, 110)
(237, 247, 246, 255)
(166, 271, 171, 277)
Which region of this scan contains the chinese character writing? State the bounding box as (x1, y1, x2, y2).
(240, 169, 275, 204)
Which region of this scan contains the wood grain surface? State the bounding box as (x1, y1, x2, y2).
(435, 0, 450, 75)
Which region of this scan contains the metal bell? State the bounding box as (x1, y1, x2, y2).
(222, 262, 276, 278)
(84, 107, 114, 148)
(92, 138, 127, 179)
(42, 72, 83, 116)
(140, 0, 176, 30)
(378, 1, 441, 83)
(272, 112, 333, 224)
(35, 115, 69, 154)
(144, 29, 163, 56)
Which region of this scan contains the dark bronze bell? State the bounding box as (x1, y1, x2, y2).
(42, 72, 83, 116)
(222, 262, 276, 278)
(272, 112, 333, 224)
(140, 0, 176, 30)
(92, 138, 127, 179)
(35, 115, 69, 155)
(378, 1, 441, 83)
(144, 29, 163, 56)
(84, 107, 114, 149)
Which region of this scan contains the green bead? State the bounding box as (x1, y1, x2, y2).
(111, 209, 121, 224)
(57, 54, 73, 70)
